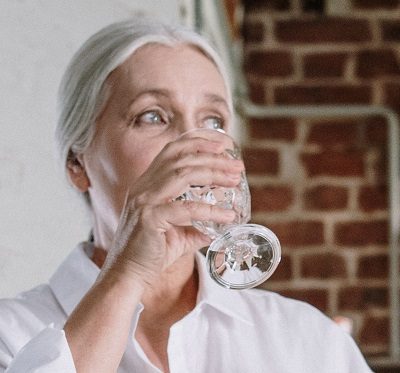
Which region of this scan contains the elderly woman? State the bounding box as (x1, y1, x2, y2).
(0, 19, 371, 373)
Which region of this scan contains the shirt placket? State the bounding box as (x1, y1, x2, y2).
(167, 321, 188, 373)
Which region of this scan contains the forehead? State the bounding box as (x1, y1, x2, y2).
(109, 43, 228, 96)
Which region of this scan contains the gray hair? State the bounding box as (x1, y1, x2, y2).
(56, 18, 233, 176)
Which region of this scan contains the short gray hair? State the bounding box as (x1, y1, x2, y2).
(56, 18, 233, 174)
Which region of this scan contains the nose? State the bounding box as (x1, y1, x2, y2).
(173, 113, 199, 138)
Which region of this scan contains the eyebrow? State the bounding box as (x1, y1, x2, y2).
(203, 93, 230, 112)
(130, 89, 230, 111)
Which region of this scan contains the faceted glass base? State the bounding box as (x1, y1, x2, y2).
(206, 224, 281, 290)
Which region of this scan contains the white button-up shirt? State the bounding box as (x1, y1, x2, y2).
(0, 243, 372, 372)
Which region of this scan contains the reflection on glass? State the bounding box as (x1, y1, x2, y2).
(178, 128, 281, 290)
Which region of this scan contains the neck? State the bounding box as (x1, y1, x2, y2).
(135, 256, 198, 373)
(142, 256, 198, 321)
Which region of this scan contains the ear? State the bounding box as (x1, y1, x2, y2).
(66, 152, 91, 192)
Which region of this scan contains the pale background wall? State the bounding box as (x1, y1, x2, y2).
(0, 0, 191, 298)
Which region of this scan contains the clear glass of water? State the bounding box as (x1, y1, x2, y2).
(178, 128, 281, 290)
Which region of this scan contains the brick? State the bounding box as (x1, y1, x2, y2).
(275, 18, 372, 43)
(303, 54, 348, 80)
(278, 288, 329, 312)
(224, 0, 240, 39)
(242, 21, 264, 43)
(335, 220, 388, 246)
(382, 20, 400, 42)
(338, 286, 388, 311)
(244, 50, 294, 77)
(301, 0, 325, 13)
(303, 52, 347, 78)
(266, 254, 292, 281)
(264, 220, 325, 246)
(243, 0, 291, 11)
(371, 147, 388, 181)
(275, 85, 372, 105)
(301, 150, 365, 177)
(247, 81, 266, 104)
(243, 148, 280, 175)
(369, 361, 398, 371)
(304, 185, 348, 210)
(358, 185, 388, 212)
(365, 116, 388, 146)
(306, 120, 361, 149)
(300, 253, 347, 279)
(352, 0, 400, 9)
(357, 254, 389, 279)
(248, 117, 297, 141)
(356, 49, 400, 78)
(359, 316, 389, 346)
(250, 185, 293, 212)
(384, 83, 400, 112)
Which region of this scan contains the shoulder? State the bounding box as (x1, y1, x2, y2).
(0, 284, 65, 353)
(238, 287, 329, 322)
(236, 289, 371, 370)
(236, 288, 351, 345)
(0, 284, 65, 328)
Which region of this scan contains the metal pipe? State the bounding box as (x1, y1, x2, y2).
(240, 101, 400, 365)
(194, 0, 202, 32)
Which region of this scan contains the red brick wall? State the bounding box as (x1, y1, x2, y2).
(241, 0, 399, 359)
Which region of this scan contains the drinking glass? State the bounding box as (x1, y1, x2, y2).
(178, 128, 281, 290)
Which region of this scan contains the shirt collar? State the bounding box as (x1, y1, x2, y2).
(49, 242, 100, 316)
(48, 243, 253, 325)
(195, 251, 254, 325)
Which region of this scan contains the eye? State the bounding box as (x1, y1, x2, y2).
(134, 110, 167, 126)
(202, 116, 225, 131)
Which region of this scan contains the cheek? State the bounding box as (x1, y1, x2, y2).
(116, 142, 159, 185)
(88, 129, 170, 193)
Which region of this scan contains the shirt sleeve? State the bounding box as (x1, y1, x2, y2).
(2, 326, 76, 373)
(342, 333, 373, 372)
(325, 321, 373, 373)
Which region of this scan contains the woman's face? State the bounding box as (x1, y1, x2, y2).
(70, 43, 231, 235)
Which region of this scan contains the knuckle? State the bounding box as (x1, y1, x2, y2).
(205, 168, 218, 184)
(173, 148, 187, 162)
(162, 141, 174, 154)
(181, 200, 198, 213)
(137, 204, 154, 224)
(174, 165, 191, 178)
(133, 192, 148, 209)
(192, 138, 207, 151)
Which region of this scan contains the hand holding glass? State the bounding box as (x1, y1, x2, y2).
(177, 128, 281, 290)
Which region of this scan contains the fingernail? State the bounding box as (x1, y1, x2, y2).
(232, 160, 244, 170)
(226, 175, 240, 183)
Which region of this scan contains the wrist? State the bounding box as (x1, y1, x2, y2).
(98, 253, 158, 296)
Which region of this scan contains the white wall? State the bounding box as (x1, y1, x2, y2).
(0, 0, 189, 298)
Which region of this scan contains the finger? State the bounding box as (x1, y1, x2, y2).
(172, 152, 244, 173)
(144, 200, 236, 232)
(127, 135, 244, 206)
(137, 165, 243, 205)
(148, 151, 244, 184)
(130, 150, 244, 203)
(176, 128, 235, 151)
(161, 135, 230, 160)
(171, 164, 242, 192)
